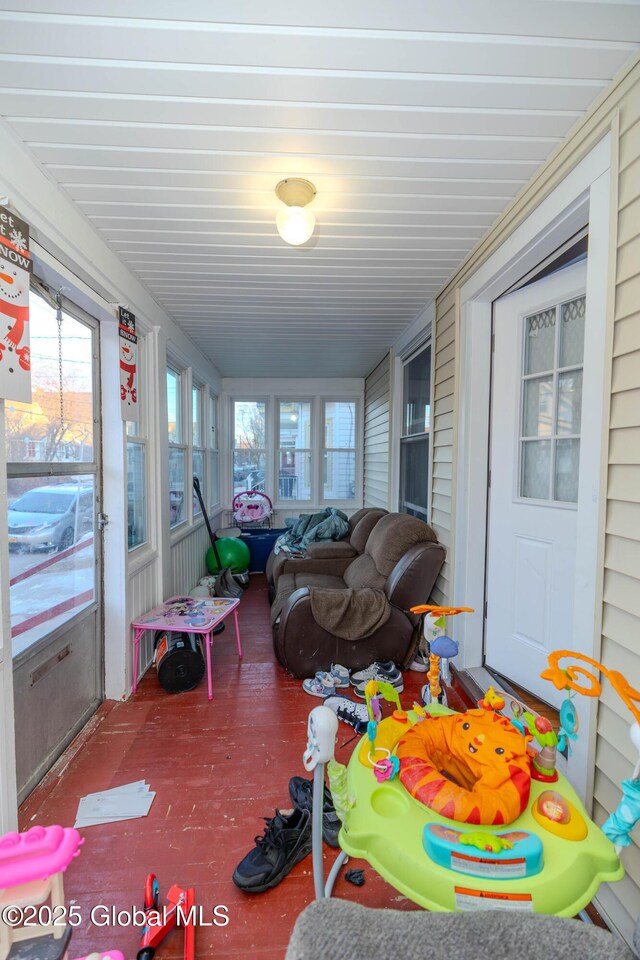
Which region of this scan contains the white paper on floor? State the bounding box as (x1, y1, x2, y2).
(74, 780, 155, 827)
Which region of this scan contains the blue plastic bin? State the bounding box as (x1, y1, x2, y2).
(241, 528, 287, 573)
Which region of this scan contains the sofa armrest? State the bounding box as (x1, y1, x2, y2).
(385, 541, 446, 613)
(305, 541, 357, 560)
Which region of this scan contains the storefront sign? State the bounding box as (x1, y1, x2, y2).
(0, 205, 32, 402)
(119, 307, 138, 421)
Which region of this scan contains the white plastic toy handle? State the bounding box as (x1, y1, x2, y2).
(303, 706, 338, 771)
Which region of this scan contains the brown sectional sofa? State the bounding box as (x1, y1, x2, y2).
(272, 512, 446, 677)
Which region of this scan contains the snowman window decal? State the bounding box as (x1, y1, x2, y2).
(119, 306, 139, 420)
(0, 206, 33, 403)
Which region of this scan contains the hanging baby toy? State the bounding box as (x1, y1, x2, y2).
(541, 650, 640, 852)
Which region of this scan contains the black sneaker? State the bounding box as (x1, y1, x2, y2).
(232, 807, 312, 893)
(288, 776, 341, 848)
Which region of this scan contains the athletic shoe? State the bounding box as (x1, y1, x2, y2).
(288, 776, 341, 848)
(302, 672, 339, 697)
(408, 649, 429, 672)
(329, 663, 350, 688)
(232, 807, 312, 893)
(350, 660, 399, 686)
(322, 694, 370, 734)
(352, 664, 404, 699)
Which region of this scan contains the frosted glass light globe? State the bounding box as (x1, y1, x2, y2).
(276, 206, 316, 246)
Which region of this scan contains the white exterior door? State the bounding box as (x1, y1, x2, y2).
(485, 260, 589, 707)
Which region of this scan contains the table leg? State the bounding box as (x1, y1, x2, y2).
(132, 628, 143, 694)
(233, 608, 243, 660)
(205, 630, 213, 700)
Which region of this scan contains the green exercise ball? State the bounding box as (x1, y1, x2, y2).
(206, 537, 250, 575)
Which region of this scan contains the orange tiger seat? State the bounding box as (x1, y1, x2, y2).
(397, 709, 531, 826)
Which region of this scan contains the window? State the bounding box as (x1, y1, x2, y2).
(167, 366, 186, 527)
(233, 400, 266, 494)
(520, 295, 585, 503)
(399, 344, 431, 520)
(209, 393, 219, 508)
(126, 334, 147, 550)
(192, 384, 204, 516)
(278, 400, 312, 501)
(322, 401, 356, 501)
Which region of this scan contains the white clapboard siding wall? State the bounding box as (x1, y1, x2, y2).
(126, 559, 161, 679)
(364, 353, 391, 510)
(432, 54, 640, 942)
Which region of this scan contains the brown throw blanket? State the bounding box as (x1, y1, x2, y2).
(309, 587, 391, 640)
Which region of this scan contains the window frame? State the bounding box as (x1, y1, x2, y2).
(208, 391, 220, 511)
(231, 397, 269, 499)
(191, 381, 205, 518)
(276, 398, 313, 505)
(398, 340, 433, 522)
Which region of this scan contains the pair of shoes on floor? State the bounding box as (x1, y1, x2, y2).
(232, 776, 340, 893)
(349, 660, 404, 698)
(302, 662, 350, 697)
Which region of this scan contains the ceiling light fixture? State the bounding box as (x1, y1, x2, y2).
(275, 178, 316, 246)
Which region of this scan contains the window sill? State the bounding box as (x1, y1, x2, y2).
(127, 544, 159, 577)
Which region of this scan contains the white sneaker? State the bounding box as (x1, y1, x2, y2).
(409, 650, 430, 672)
(350, 660, 398, 686)
(302, 672, 339, 698)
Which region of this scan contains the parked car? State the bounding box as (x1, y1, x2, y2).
(8, 484, 93, 552)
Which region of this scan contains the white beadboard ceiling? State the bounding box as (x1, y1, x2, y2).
(0, 2, 639, 377)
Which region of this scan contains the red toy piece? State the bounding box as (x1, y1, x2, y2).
(137, 874, 195, 960)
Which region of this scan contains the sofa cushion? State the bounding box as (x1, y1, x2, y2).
(293, 573, 347, 591)
(349, 509, 387, 554)
(305, 540, 357, 560)
(343, 554, 386, 590)
(366, 512, 437, 578)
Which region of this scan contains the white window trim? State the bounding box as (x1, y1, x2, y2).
(208, 390, 220, 512)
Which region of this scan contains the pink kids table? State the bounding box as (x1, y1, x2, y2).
(131, 595, 242, 701)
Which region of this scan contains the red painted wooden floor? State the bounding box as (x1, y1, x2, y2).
(20, 576, 471, 960)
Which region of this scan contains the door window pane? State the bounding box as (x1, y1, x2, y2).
(169, 447, 185, 526)
(523, 377, 553, 437)
(126, 441, 146, 549)
(6, 293, 94, 463)
(8, 475, 95, 656)
(555, 439, 580, 502)
(520, 292, 585, 503)
(521, 440, 551, 500)
(524, 307, 556, 375)
(560, 296, 586, 367)
(557, 370, 583, 436)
